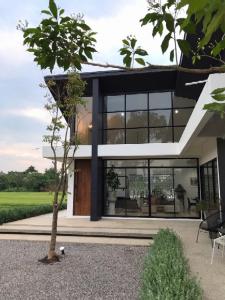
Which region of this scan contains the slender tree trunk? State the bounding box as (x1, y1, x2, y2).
(48, 194, 59, 260)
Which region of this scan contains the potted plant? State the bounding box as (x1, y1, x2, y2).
(106, 166, 120, 215)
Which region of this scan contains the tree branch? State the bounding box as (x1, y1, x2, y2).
(82, 60, 225, 74)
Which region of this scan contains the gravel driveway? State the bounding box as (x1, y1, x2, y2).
(0, 240, 148, 300)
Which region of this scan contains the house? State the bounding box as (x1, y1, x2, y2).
(43, 52, 225, 221)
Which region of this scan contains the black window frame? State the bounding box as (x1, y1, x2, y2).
(103, 158, 200, 218)
(103, 91, 195, 144)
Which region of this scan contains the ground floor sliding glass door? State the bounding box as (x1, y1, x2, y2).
(104, 159, 199, 218)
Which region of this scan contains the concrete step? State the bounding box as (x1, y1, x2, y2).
(0, 225, 158, 239)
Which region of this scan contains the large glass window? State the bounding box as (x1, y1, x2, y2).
(104, 159, 199, 218)
(104, 92, 195, 144)
(76, 97, 92, 145)
(200, 159, 219, 210)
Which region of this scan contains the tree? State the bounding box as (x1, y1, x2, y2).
(24, 165, 38, 174)
(20, 0, 96, 261)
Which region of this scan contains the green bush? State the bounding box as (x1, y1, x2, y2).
(140, 229, 202, 300)
(0, 203, 66, 225)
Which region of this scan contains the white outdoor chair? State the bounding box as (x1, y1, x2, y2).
(211, 235, 225, 264)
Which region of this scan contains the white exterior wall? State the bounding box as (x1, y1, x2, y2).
(199, 138, 217, 166)
(66, 161, 75, 217)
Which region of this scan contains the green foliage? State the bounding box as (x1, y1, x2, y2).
(119, 35, 148, 67)
(204, 87, 225, 118)
(0, 203, 66, 225)
(140, 0, 189, 62)
(106, 166, 120, 191)
(19, 0, 97, 72)
(140, 0, 225, 64)
(140, 229, 202, 300)
(0, 167, 59, 192)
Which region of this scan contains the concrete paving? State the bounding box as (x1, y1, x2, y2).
(0, 211, 225, 299)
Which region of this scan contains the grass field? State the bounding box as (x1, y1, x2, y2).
(0, 192, 55, 210)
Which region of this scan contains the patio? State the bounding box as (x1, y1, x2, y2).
(0, 212, 225, 299)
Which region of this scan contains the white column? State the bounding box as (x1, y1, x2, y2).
(67, 160, 75, 217)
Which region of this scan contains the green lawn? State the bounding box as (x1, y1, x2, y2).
(0, 192, 54, 210)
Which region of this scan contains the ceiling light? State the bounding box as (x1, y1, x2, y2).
(88, 124, 93, 129)
(121, 112, 125, 117)
(175, 110, 179, 114)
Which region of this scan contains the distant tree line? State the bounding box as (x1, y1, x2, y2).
(0, 166, 60, 192)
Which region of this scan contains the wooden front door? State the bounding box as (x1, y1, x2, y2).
(74, 160, 91, 216)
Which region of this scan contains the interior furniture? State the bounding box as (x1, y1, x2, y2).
(211, 235, 225, 264)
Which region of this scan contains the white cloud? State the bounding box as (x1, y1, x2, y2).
(0, 142, 51, 172)
(87, 0, 171, 66)
(0, 28, 32, 68)
(0, 107, 51, 124)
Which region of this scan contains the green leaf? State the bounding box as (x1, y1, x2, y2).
(23, 28, 38, 37)
(41, 10, 52, 16)
(161, 33, 171, 53)
(78, 22, 91, 31)
(49, 0, 58, 19)
(177, 39, 191, 57)
(140, 13, 158, 26)
(170, 49, 174, 62)
(204, 102, 225, 118)
(135, 58, 146, 66)
(212, 94, 225, 101)
(122, 39, 129, 46)
(130, 38, 137, 49)
(84, 49, 93, 59)
(59, 9, 65, 16)
(135, 48, 148, 56)
(123, 55, 132, 68)
(211, 88, 225, 95)
(165, 13, 174, 32)
(120, 48, 131, 55)
(200, 9, 225, 47)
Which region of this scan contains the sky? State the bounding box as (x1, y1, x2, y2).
(0, 0, 171, 173)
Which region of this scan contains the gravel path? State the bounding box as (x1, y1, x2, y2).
(0, 240, 148, 300)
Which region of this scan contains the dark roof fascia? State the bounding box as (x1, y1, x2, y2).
(44, 68, 177, 82)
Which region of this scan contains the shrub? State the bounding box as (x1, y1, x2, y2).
(0, 203, 66, 225)
(140, 229, 202, 300)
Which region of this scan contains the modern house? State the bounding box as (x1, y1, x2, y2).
(43, 51, 225, 221)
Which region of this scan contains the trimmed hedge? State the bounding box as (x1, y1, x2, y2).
(140, 229, 202, 300)
(0, 203, 66, 225)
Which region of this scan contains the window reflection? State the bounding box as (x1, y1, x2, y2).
(76, 97, 92, 145)
(126, 94, 148, 110)
(106, 112, 125, 128)
(149, 110, 172, 127)
(149, 92, 171, 109)
(150, 127, 172, 143)
(105, 95, 124, 112)
(105, 129, 125, 144)
(126, 111, 148, 128)
(126, 128, 148, 144)
(173, 108, 193, 126)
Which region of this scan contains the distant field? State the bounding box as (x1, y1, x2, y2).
(0, 192, 54, 210)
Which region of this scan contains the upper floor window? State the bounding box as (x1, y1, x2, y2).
(75, 97, 92, 145)
(103, 92, 195, 144)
